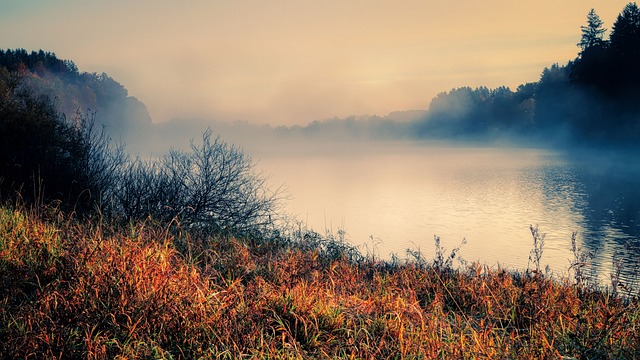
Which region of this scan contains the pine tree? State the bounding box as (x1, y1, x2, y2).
(578, 8, 607, 53)
(610, 2, 640, 58)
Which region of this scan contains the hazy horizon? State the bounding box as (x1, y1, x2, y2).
(0, 1, 633, 126)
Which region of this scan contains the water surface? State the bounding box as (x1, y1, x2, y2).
(253, 141, 640, 287)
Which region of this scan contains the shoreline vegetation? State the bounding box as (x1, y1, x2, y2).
(2, 3, 640, 358)
(1, 204, 639, 358)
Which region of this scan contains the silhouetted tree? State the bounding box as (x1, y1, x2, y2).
(608, 2, 640, 92)
(571, 8, 611, 91)
(412, 3, 640, 145)
(578, 9, 608, 53)
(0, 49, 77, 76)
(610, 2, 640, 58)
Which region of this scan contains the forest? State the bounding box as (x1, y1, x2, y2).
(273, 3, 640, 148)
(412, 2, 640, 147)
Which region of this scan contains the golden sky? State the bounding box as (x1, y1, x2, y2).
(0, 1, 632, 125)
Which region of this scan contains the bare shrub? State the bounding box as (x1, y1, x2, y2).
(113, 129, 281, 235)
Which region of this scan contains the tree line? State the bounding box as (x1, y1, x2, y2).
(221, 0, 639, 149)
(412, 2, 640, 147)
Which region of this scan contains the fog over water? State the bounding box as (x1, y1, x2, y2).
(241, 138, 640, 287)
(130, 115, 640, 288)
(87, 100, 640, 289)
(6, 45, 640, 289)
(2, 1, 640, 303)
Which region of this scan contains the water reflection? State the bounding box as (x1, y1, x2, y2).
(254, 143, 640, 288)
(562, 152, 640, 287)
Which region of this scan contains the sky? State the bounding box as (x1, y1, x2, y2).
(0, 1, 633, 125)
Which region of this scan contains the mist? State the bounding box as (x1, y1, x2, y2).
(4, 50, 154, 151)
(3, 2, 640, 280)
(90, 2, 640, 277)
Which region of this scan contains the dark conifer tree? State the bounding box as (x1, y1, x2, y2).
(609, 2, 640, 90)
(610, 2, 640, 57)
(578, 9, 608, 53)
(571, 8, 611, 91)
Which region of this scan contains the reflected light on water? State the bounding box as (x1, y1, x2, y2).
(254, 142, 640, 287)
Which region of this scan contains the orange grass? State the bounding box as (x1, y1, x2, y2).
(1, 205, 639, 359)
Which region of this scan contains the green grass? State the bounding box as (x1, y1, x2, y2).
(1, 204, 639, 359)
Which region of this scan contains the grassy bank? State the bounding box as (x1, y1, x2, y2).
(1, 205, 639, 359)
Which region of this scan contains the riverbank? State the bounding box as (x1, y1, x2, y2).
(1, 204, 639, 358)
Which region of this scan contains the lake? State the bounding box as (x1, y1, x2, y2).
(251, 141, 640, 288)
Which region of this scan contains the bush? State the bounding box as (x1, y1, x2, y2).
(112, 129, 281, 234)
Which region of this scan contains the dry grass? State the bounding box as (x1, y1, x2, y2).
(1, 205, 639, 359)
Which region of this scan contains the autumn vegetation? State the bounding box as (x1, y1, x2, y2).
(2, 3, 640, 359)
(1, 204, 639, 359)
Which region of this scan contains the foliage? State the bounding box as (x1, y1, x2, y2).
(0, 49, 77, 76)
(0, 67, 124, 212)
(3, 17, 640, 356)
(610, 2, 640, 59)
(1, 206, 639, 359)
(0, 48, 152, 146)
(413, 85, 536, 140)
